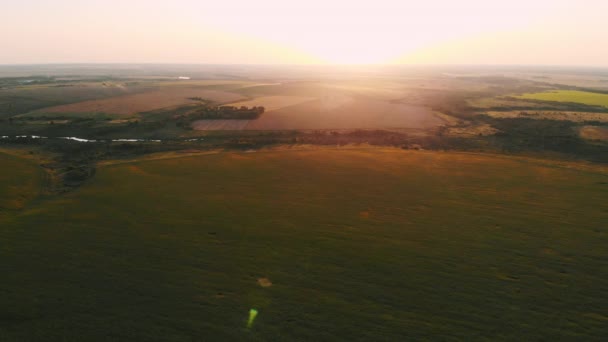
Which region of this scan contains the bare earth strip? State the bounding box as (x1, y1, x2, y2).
(579, 126, 608, 141)
(192, 120, 251, 131)
(245, 98, 442, 130)
(484, 111, 608, 123)
(34, 89, 246, 115)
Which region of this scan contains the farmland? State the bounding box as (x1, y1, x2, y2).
(1, 148, 608, 340)
(1, 66, 607, 163)
(0, 82, 149, 118)
(4, 78, 450, 132)
(185, 82, 447, 131)
(28, 88, 246, 117)
(193, 91, 445, 131)
(483, 111, 608, 123)
(2, 0, 608, 338)
(514, 90, 608, 108)
(5, 69, 608, 138)
(1, 63, 608, 340)
(244, 97, 443, 130)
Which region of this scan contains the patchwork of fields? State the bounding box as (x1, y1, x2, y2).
(7, 80, 449, 131)
(0, 82, 147, 118)
(30, 88, 246, 116)
(180, 82, 447, 130)
(1, 148, 608, 340)
(244, 97, 442, 130)
(5, 76, 608, 137)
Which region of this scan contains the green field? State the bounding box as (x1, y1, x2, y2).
(0, 152, 44, 213)
(1, 149, 608, 340)
(515, 90, 608, 107)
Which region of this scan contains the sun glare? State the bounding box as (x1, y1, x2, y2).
(190, 0, 573, 65)
(1, 0, 605, 65)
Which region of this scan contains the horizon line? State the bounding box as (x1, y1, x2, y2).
(1, 62, 608, 69)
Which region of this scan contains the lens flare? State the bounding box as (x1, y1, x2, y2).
(247, 309, 258, 328)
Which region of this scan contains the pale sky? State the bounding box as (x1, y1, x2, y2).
(2, 0, 607, 66)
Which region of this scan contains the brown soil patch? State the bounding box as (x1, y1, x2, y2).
(127, 165, 148, 175)
(579, 125, 608, 141)
(359, 211, 371, 219)
(541, 248, 558, 256)
(257, 278, 273, 288)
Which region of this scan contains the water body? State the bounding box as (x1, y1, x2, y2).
(0, 136, 200, 143)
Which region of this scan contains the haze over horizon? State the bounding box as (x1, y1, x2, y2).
(2, 0, 608, 66)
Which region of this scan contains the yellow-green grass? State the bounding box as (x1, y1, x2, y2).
(515, 90, 608, 107)
(1, 149, 608, 340)
(0, 152, 45, 213)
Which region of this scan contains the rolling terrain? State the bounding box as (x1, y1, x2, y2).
(1, 148, 608, 340)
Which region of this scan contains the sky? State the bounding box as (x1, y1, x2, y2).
(2, 0, 607, 66)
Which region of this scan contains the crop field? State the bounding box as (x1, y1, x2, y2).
(327, 85, 405, 100)
(244, 97, 443, 130)
(515, 90, 608, 107)
(1, 148, 608, 340)
(233, 82, 334, 98)
(146, 80, 260, 89)
(0, 83, 150, 118)
(28, 88, 246, 117)
(507, 73, 608, 90)
(192, 82, 445, 130)
(229, 80, 418, 100)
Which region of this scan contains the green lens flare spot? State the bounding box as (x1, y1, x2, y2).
(247, 308, 259, 328)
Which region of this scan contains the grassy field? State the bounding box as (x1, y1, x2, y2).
(515, 90, 608, 107)
(0, 152, 45, 213)
(1, 148, 608, 340)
